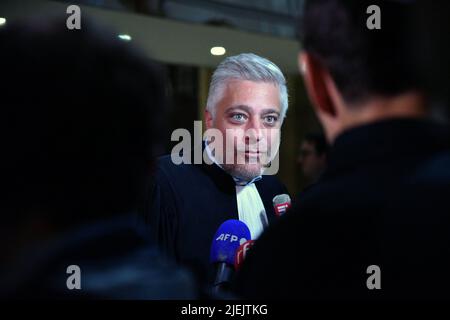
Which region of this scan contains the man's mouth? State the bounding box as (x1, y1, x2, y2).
(243, 152, 266, 164)
(243, 150, 263, 157)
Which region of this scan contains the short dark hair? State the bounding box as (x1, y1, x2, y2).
(298, 0, 423, 105)
(304, 133, 329, 156)
(415, 1, 450, 114)
(0, 18, 166, 227)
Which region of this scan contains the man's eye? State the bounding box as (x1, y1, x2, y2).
(231, 114, 247, 122)
(264, 115, 278, 124)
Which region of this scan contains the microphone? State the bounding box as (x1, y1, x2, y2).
(210, 219, 250, 294)
(234, 240, 255, 270)
(273, 194, 291, 217)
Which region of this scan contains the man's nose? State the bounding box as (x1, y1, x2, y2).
(245, 118, 264, 143)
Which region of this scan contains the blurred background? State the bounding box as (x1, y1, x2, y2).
(0, 0, 323, 195)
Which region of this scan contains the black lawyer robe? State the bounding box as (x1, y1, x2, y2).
(143, 150, 288, 286)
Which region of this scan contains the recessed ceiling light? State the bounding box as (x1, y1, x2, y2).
(210, 46, 226, 56)
(118, 34, 132, 41)
(0, 18, 6, 26)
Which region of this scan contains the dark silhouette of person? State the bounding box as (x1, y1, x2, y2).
(297, 133, 329, 184)
(0, 17, 196, 299)
(235, 0, 450, 300)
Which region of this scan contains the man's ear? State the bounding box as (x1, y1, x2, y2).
(204, 109, 213, 130)
(299, 52, 336, 118)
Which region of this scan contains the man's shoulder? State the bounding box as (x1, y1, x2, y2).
(403, 150, 450, 211)
(411, 150, 450, 185)
(296, 147, 450, 216)
(155, 154, 200, 177)
(258, 174, 288, 194)
(156, 154, 185, 168)
(153, 154, 229, 194)
(151, 155, 202, 192)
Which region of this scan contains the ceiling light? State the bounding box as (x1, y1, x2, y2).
(210, 46, 226, 56)
(118, 34, 132, 41)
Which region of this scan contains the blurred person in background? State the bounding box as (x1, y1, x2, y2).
(0, 17, 196, 299)
(297, 132, 328, 184)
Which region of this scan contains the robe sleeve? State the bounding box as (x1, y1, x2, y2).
(143, 166, 179, 261)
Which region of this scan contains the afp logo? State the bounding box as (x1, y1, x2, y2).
(215, 233, 247, 244)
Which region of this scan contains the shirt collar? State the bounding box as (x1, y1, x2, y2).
(233, 175, 262, 186)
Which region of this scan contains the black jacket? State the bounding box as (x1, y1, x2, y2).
(235, 118, 450, 300)
(144, 152, 288, 286)
(1, 215, 196, 299)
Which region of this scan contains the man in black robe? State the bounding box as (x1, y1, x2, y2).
(144, 53, 289, 287)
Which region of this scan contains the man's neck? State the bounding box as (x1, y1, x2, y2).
(337, 92, 427, 140)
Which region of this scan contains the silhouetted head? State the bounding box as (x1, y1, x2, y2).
(0, 17, 166, 243)
(298, 0, 426, 141)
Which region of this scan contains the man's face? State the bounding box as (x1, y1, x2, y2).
(206, 79, 282, 181)
(297, 140, 325, 181)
